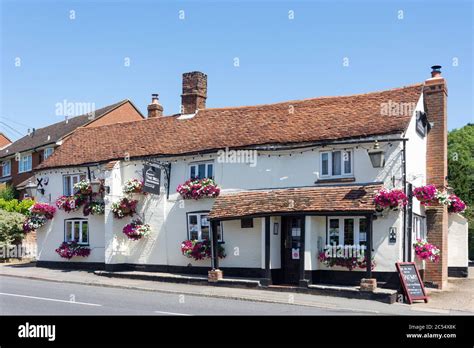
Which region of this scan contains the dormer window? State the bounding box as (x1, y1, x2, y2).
(320, 150, 353, 178)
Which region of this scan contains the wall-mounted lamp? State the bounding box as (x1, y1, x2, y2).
(368, 140, 385, 168)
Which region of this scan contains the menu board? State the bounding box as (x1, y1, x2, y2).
(395, 262, 428, 304)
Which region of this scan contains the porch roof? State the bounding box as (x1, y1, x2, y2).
(208, 183, 382, 220)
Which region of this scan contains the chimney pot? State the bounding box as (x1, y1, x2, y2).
(431, 65, 442, 78)
(181, 71, 207, 114)
(147, 93, 163, 118)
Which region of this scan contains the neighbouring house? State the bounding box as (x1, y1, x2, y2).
(0, 100, 144, 198)
(32, 68, 468, 290)
(0, 133, 12, 149)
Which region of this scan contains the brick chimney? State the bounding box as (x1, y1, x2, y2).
(423, 65, 448, 289)
(181, 71, 207, 114)
(147, 94, 163, 118)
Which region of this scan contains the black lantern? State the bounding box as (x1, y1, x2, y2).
(368, 141, 385, 168)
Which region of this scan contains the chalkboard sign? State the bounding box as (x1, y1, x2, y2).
(143, 165, 161, 195)
(396, 262, 428, 304)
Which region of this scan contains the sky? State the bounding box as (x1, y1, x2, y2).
(1, 0, 472, 141)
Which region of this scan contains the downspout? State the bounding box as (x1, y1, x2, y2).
(402, 139, 407, 261)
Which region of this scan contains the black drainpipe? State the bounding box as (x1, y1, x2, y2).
(406, 183, 414, 262)
(402, 139, 407, 262)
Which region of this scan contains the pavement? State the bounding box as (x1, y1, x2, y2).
(0, 262, 473, 315)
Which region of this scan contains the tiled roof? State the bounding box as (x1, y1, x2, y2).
(208, 184, 382, 220)
(0, 100, 130, 158)
(37, 83, 422, 169)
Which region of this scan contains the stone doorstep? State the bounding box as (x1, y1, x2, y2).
(94, 270, 397, 304)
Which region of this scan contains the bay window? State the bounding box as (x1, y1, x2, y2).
(320, 150, 353, 177)
(187, 212, 222, 242)
(2, 160, 11, 177)
(18, 154, 32, 173)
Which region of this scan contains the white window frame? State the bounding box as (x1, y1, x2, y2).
(2, 160, 11, 177)
(327, 216, 367, 246)
(413, 214, 426, 240)
(187, 212, 223, 242)
(44, 147, 54, 160)
(65, 219, 89, 245)
(189, 162, 214, 180)
(18, 153, 32, 173)
(320, 150, 353, 178)
(63, 173, 87, 196)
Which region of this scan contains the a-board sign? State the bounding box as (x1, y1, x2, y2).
(143, 165, 161, 195)
(395, 262, 428, 304)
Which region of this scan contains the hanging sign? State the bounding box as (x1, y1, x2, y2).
(143, 165, 161, 195)
(396, 262, 428, 304)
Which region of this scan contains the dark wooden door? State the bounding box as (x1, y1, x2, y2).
(281, 216, 302, 285)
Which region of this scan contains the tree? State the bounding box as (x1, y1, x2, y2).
(448, 123, 474, 259)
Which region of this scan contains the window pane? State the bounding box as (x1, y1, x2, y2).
(188, 214, 198, 240)
(344, 219, 354, 246)
(329, 219, 339, 245)
(82, 222, 88, 244)
(321, 153, 329, 176)
(74, 222, 80, 242)
(332, 151, 341, 175)
(64, 176, 71, 196)
(343, 151, 351, 174)
(66, 221, 73, 241)
(198, 164, 206, 179)
(217, 223, 223, 241)
(207, 164, 213, 179)
(190, 165, 196, 179)
(190, 231, 198, 240)
(359, 218, 367, 246)
(201, 226, 210, 240)
(189, 215, 198, 225)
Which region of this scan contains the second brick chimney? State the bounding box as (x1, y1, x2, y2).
(147, 94, 163, 118)
(423, 65, 448, 289)
(181, 71, 207, 114)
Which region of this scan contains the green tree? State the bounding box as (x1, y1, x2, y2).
(448, 123, 474, 259)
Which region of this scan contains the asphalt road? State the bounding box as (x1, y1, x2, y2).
(0, 276, 370, 315)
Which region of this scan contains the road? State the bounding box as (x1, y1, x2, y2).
(0, 276, 371, 315)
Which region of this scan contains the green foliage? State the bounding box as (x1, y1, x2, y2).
(0, 198, 34, 215)
(448, 123, 474, 260)
(0, 210, 25, 246)
(0, 185, 16, 201)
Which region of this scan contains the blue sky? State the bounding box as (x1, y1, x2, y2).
(1, 0, 472, 141)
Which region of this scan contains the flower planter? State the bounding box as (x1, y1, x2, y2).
(55, 241, 91, 259)
(181, 239, 226, 261)
(373, 188, 407, 211)
(177, 178, 220, 200)
(22, 202, 56, 232)
(122, 219, 151, 240)
(111, 197, 138, 219)
(413, 239, 440, 263)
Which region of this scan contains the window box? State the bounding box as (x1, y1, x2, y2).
(177, 178, 220, 200)
(55, 241, 91, 259)
(181, 239, 226, 261)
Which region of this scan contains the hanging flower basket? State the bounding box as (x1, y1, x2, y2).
(181, 239, 226, 261)
(111, 197, 138, 219)
(414, 185, 467, 213)
(318, 251, 375, 271)
(56, 195, 86, 212)
(448, 194, 466, 214)
(55, 241, 91, 259)
(413, 184, 438, 205)
(122, 218, 151, 240)
(413, 239, 440, 263)
(22, 202, 56, 232)
(373, 188, 407, 211)
(123, 179, 145, 195)
(73, 180, 92, 196)
(83, 201, 105, 216)
(177, 178, 220, 200)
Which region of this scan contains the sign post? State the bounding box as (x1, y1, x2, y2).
(395, 262, 428, 304)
